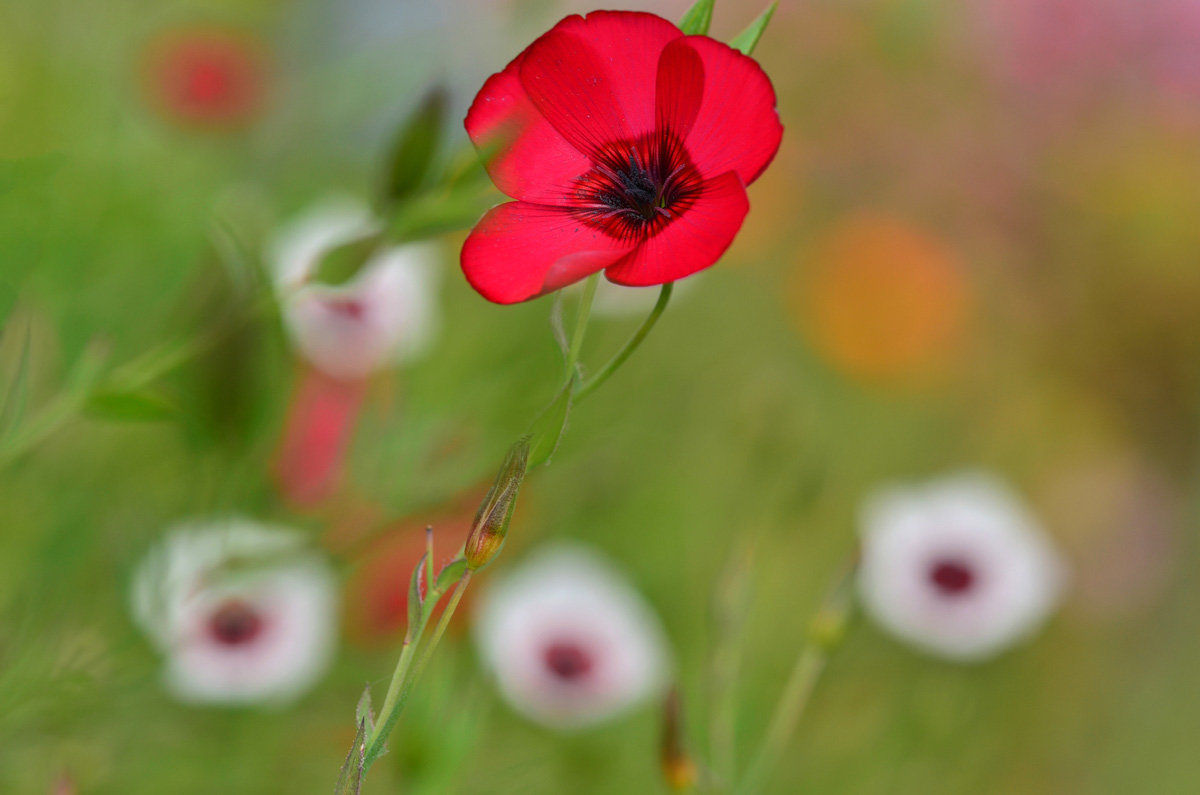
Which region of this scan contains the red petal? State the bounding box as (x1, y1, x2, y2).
(464, 55, 591, 203)
(604, 171, 749, 286)
(461, 202, 635, 304)
(655, 37, 705, 140)
(665, 37, 783, 185)
(518, 11, 682, 154)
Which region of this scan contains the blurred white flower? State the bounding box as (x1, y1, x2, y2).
(131, 517, 338, 705)
(270, 197, 440, 380)
(473, 544, 670, 729)
(566, 276, 696, 319)
(858, 473, 1067, 661)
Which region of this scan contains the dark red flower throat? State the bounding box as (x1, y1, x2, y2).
(574, 133, 700, 240)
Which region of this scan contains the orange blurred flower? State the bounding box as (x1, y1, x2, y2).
(795, 213, 971, 382)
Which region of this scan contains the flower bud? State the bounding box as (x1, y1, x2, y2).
(464, 439, 529, 571)
(660, 688, 697, 791)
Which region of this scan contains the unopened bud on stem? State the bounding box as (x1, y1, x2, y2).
(660, 687, 697, 791)
(464, 438, 530, 571)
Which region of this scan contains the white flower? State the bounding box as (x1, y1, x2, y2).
(858, 473, 1067, 661)
(270, 197, 440, 380)
(131, 517, 338, 705)
(473, 544, 670, 729)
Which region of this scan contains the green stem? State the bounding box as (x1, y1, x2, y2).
(362, 570, 473, 767)
(575, 282, 673, 402)
(411, 571, 472, 682)
(709, 540, 756, 790)
(364, 629, 423, 764)
(564, 272, 600, 380)
(736, 558, 857, 795)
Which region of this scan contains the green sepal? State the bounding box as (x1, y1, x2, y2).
(729, 2, 777, 55)
(408, 550, 429, 633)
(678, 0, 715, 35)
(435, 558, 468, 593)
(355, 686, 375, 734)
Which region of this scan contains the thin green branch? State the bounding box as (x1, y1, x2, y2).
(575, 282, 673, 402)
(411, 570, 471, 682)
(564, 272, 600, 381)
(737, 556, 858, 795)
(362, 569, 473, 768)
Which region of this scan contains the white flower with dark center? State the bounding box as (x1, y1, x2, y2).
(270, 197, 439, 381)
(131, 517, 338, 704)
(474, 544, 670, 729)
(858, 473, 1067, 661)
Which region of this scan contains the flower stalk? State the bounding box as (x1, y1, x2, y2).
(575, 282, 673, 401)
(736, 554, 858, 795)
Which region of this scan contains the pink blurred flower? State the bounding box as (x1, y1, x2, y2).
(474, 544, 669, 728)
(142, 28, 266, 127)
(858, 473, 1067, 661)
(1142, 0, 1200, 100)
(131, 518, 338, 704)
(268, 198, 440, 504)
(270, 197, 441, 381)
(972, 0, 1138, 96)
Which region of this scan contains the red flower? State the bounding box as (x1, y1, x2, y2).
(143, 28, 265, 127)
(272, 369, 366, 507)
(462, 11, 782, 304)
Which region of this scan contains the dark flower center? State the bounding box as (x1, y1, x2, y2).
(324, 297, 367, 321)
(927, 559, 976, 596)
(571, 132, 702, 241)
(543, 641, 594, 681)
(208, 599, 265, 646)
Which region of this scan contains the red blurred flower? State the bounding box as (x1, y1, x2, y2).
(143, 28, 265, 127)
(272, 369, 366, 507)
(461, 11, 782, 304)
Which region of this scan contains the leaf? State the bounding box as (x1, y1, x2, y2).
(434, 558, 468, 593)
(526, 380, 573, 468)
(729, 2, 777, 56)
(549, 291, 569, 361)
(85, 388, 176, 422)
(333, 718, 367, 795)
(311, 233, 380, 286)
(678, 0, 715, 35)
(0, 324, 31, 438)
(355, 686, 375, 734)
(408, 551, 429, 632)
(210, 218, 260, 297)
(381, 88, 449, 206)
(65, 340, 110, 396)
(0, 283, 16, 337)
(386, 188, 495, 243)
